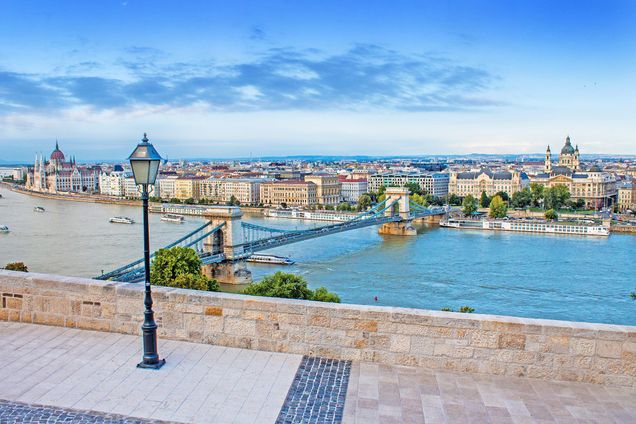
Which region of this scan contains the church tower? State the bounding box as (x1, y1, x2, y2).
(544, 145, 552, 173)
(573, 144, 580, 171)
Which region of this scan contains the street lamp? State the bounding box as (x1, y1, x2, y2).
(129, 132, 165, 369)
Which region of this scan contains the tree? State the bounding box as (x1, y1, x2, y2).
(169, 197, 182, 204)
(324, 204, 335, 210)
(544, 185, 570, 210)
(404, 182, 423, 196)
(357, 194, 372, 211)
(411, 193, 427, 206)
(462, 194, 478, 216)
(511, 188, 532, 208)
(4, 262, 28, 272)
(227, 195, 240, 206)
(544, 209, 558, 220)
(494, 191, 509, 202)
(378, 185, 387, 196)
(336, 202, 352, 211)
(150, 247, 219, 291)
(529, 183, 544, 207)
(149, 196, 162, 203)
(184, 197, 196, 205)
(448, 193, 461, 206)
(242, 272, 340, 303)
(489, 195, 508, 218)
(480, 191, 490, 208)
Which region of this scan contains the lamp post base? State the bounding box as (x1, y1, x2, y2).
(137, 359, 166, 370)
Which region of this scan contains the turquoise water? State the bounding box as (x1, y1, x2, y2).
(1, 188, 634, 325)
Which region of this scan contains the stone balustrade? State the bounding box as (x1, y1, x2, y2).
(1, 270, 634, 387)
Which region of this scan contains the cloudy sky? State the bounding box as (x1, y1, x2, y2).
(1, 0, 635, 161)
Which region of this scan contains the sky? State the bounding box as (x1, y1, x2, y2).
(1, 0, 635, 161)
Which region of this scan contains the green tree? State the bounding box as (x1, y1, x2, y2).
(489, 195, 508, 218)
(149, 196, 162, 203)
(529, 183, 544, 207)
(411, 193, 428, 206)
(336, 202, 352, 211)
(494, 191, 509, 202)
(448, 193, 461, 206)
(4, 262, 28, 272)
(184, 197, 196, 205)
(150, 247, 219, 291)
(462, 194, 478, 216)
(243, 272, 340, 303)
(169, 197, 182, 204)
(227, 195, 240, 206)
(377, 185, 387, 196)
(480, 191, 490, 208)
(511, 188, 532, 208)
(544, 185, 570, 210)
(404, 182, 423, 195)
(544, 209, 558, 220)
(324, 204, 335, 210)
(357, 194, 372, 211)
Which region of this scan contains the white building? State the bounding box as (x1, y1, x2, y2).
(339, 177, 368, 202)
(199, 178, 264, 205)
(368, 172, 449, 197)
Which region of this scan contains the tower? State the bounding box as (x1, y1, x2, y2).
(573, 145, 580, 171)
(544, 145, 552, 173)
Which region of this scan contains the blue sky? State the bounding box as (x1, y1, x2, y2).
(1, 0, 635, 161)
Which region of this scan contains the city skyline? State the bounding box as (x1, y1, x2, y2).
(1, 0, 636, 160)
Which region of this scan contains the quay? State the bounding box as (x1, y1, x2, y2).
(1, 270, 635, 423)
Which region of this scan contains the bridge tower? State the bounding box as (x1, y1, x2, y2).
(201, 206, 252, 285)
(378, 187, 417, 236)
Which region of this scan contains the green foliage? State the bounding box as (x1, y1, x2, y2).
(459, 306, 475, 313)
(169, 197, 182, 204)
(489, 195, 508, 218)
(404, 182, 423, 196)
(227, 195, 240, 206)
(494, 191, 509, 202)
(150, 247, 218, 291)
(529, 183, 544, 207)
(448, 193, 461, 206)
(544, 209, 558, 220)
(410, 193, 428, 206)
(511, 188, 532, 208)
(480, 191, 490, 208)
(377, 185, 387, 196)
(336, 202, 353, 211)
(4, 262, 28, 272)
(377, 193, 386, 203)
(324, 204, 335, 210)
(148, 196, 162, 203)
(243, 272, 340, 303)
(184, 197, 196, 205)
(544, 185, 570, 210)
(441, 307, 453, 312)
(462, 194, 478, 216)
(357, 194, 372, 211)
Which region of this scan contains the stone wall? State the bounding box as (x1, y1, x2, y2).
(1, 270, 634, 387)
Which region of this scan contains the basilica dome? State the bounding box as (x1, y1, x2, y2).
(561, 136, 575, 155)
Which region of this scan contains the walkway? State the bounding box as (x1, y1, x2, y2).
(0, 322, 634, 424)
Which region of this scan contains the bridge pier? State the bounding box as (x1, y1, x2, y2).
(379, 187, 417, 236)
(202, 206, 252, 285)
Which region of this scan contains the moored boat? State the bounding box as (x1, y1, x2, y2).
(161, 214, 185, 223)
(440, 217, 609, 237)
(247, 254, 295, 265)
(33, 206, 45, 212)
(109, 216, 135, 224)
(0, 225, 9, 233)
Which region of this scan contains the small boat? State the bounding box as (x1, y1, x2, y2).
(0, 225, 9, 233)
(33, 206, 45, 212)
(247, 254, 295, 265)
(109, 216, 135, 224)
(161, 214, 185, 223)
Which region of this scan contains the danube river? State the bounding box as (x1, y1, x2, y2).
(1, 188, 634, 325)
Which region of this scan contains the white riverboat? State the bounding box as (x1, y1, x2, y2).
(264, 208, 355, 222)
(109, 216, 135, 224)
(440, 218, 609, 237)
(161, 214, 185, 223)
(247, 254, 295, 265)
(0, 225, 9, 233)
(33, 206, 45, 212)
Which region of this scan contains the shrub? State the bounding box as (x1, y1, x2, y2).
(459, 306, 475, 313)
(150, 246, 218, 291)
(544, 209, 558, 220)
(243, 272, 340, 303)
(4, 262, 28, 272)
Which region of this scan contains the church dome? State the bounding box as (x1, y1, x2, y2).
(588, 164, 603, 172)
(51, 141, 65, 161)
(561, 136, 575, 155)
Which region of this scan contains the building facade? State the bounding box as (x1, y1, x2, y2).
(303, 174, 341, 205)
(448, 169, 528, 198)
(617, 182, 635, 212)
(260, 181, 317, 207)
(368, 172, 449, 197)
(338, 177, 368, 202)
(27, 142, 100, 193)
(199, 178, 264, 205)
(532, 136, 617, 209)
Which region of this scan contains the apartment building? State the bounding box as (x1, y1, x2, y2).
(303, 174, 341, 205)
(260, 181, 317, 207)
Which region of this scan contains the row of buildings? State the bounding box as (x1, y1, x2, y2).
(25, 138, 635, 211)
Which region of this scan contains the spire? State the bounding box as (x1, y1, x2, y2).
(55, 139, 59, 150)
(546, 145, 551, 152)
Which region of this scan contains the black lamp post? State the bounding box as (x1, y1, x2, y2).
(129, 133, 165, 369)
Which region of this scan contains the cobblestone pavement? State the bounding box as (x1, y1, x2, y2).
(0, 400, 176, 423)
(343, 362, 636, 423)
(276, 357, 350, 424)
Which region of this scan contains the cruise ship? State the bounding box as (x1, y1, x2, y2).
(161, 214, 185, 223)
(440, 218, 609, 237)
(109, 216, 135, 224)
(247, 254, 295, 265)
(264, 208, 355, 222)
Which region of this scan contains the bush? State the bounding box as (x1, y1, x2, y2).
(150, 246, 218, 291)
(4, 262, 28, 272)
(544, 209, 558, 220)
(243, 272, 340, 303)
(459, 306, 475, 313)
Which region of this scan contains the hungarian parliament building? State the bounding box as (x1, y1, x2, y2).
(26, 142, 100, 193)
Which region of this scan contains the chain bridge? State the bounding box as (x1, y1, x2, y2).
(96, 187, 446, 284)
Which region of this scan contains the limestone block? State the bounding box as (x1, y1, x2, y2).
(224, 317, 256, 336)
(32, 312, 65, 326)
(204, 306, 223, 316)
(546, 335, 570, 353)
(597, 340, 622, 359)
(498, 333, 526, 350)
(569, 338, 596, 356)
(389, 334, 411, 353)
(410, 336, 435, 355)
(307, 314, 330, 327)
(203, 316, 224, 333)
(469, 331, 499, 348)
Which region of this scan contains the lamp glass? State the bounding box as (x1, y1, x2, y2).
(130, 159, 151, 185)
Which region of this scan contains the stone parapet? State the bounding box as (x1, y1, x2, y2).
(1, 270, 634, 387)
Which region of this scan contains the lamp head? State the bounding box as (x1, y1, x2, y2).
(128, 133, 162, 185)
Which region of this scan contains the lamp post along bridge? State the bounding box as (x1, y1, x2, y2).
(96, 187, 446, 285)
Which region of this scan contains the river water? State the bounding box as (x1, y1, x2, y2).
(1, 188, 634, 325)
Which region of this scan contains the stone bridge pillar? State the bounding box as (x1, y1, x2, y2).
(201, 206, 252, 285)
(378, 187, 417, 236)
